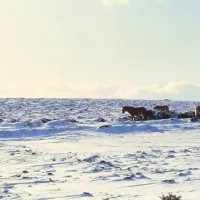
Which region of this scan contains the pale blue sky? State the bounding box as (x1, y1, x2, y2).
(1, 0, 200, 99)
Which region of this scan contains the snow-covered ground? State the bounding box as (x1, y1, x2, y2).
(0, 98, 200, 200)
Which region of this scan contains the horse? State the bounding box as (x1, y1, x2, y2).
(153, 105, 169, 112)
(122, 106, 147, 121)
(195, 105, 200, 117)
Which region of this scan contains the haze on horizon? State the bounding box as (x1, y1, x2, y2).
(1, 0, 200, 100)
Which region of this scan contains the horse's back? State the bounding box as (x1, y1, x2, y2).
(122, 106, 146, 114)
(134, 107, 147, 114)
(153, 105, 169, 111)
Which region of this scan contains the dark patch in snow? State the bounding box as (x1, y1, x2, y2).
(162, 179, 176, 184)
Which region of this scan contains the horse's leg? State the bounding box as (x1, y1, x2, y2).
(131, 114, 134, 121)
(130, 112, 134, 121)
(126, 111, 134, 121)
(128, 114, 134, 120)
(142, 113, 147, 120)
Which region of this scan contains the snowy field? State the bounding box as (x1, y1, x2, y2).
(0, 98, 200, 200)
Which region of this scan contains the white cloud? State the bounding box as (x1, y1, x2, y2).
(101, 0, 129, 6)
(1, 81, 200, 100)
(46, 81, 200, 101)
(46, 82, 119, 99)
(113, 82, 200, 100)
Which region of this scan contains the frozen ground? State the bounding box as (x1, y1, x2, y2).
(0, 98, 200, 200)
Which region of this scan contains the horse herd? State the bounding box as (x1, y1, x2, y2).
(122, 105, 200, 121)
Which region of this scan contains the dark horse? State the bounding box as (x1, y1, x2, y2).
(195, 105, 200, 117)
(122, 106, 147, 121)
(153, 105, 169, 111)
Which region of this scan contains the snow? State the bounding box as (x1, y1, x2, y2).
(0, 98, 200, 199)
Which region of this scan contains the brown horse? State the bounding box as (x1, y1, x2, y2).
(153, 105, 169, 112)
(122, 106, 147, 121)
(195, 106, 200, 117)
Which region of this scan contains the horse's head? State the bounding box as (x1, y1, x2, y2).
(122, 107, 126, 113)
(122, 106, 134, 113)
